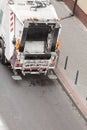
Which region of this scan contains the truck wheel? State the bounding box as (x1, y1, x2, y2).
(0, 39, 6, 64)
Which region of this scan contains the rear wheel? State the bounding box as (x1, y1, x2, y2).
(0, 39, 6, 64)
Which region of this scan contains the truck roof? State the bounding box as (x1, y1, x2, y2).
(9, 0, 58, 23)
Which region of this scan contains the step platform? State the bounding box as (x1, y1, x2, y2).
(12, 75, 22, 80)
(48, 74, 57, 80)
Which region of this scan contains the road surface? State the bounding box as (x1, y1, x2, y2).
(0, 64, 87, 130)
(0, 0, 87, 130)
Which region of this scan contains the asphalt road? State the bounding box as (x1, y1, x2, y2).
(0, 63, 87, 130)
(0, 1, 87, 130)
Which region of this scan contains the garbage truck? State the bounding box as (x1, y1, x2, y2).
(0, 0, 61, 80)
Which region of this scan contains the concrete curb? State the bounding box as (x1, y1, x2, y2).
(55, 68, 87, 122)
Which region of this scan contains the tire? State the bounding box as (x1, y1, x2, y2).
(0, 39, 6, 64)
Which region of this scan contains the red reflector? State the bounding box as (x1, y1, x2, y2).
(10, 12, 13, 15)
(10, 16, 13, 21)
(10, 28, 13, 32)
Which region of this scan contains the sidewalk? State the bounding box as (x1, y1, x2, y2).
(51, 0, 87, 120)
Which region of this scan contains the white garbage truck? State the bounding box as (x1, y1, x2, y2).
(0, 0, 61, 80)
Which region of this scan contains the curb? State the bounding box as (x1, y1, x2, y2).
(55, 68, 87, 122)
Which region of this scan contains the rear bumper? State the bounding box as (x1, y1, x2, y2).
(13, 66, 55, 75)
(11, 53, 59, 75)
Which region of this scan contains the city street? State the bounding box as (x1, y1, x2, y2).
(0, 0, 87, 130)
(0, 62, 87, 130)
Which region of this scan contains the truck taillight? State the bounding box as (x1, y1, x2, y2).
(52, 59, 55, 65)
(16, 39, 21, 50)
(56, 39, 61, 50)
(51, 56, 56, 65)
(52, 58, 55, 63)
(16, 59, 21, 67)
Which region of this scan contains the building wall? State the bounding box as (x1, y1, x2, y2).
(77, 0, 87, 14)
(64, 0, 87, 27)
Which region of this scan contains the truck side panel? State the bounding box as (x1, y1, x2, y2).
(0, 0, 10, 60)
